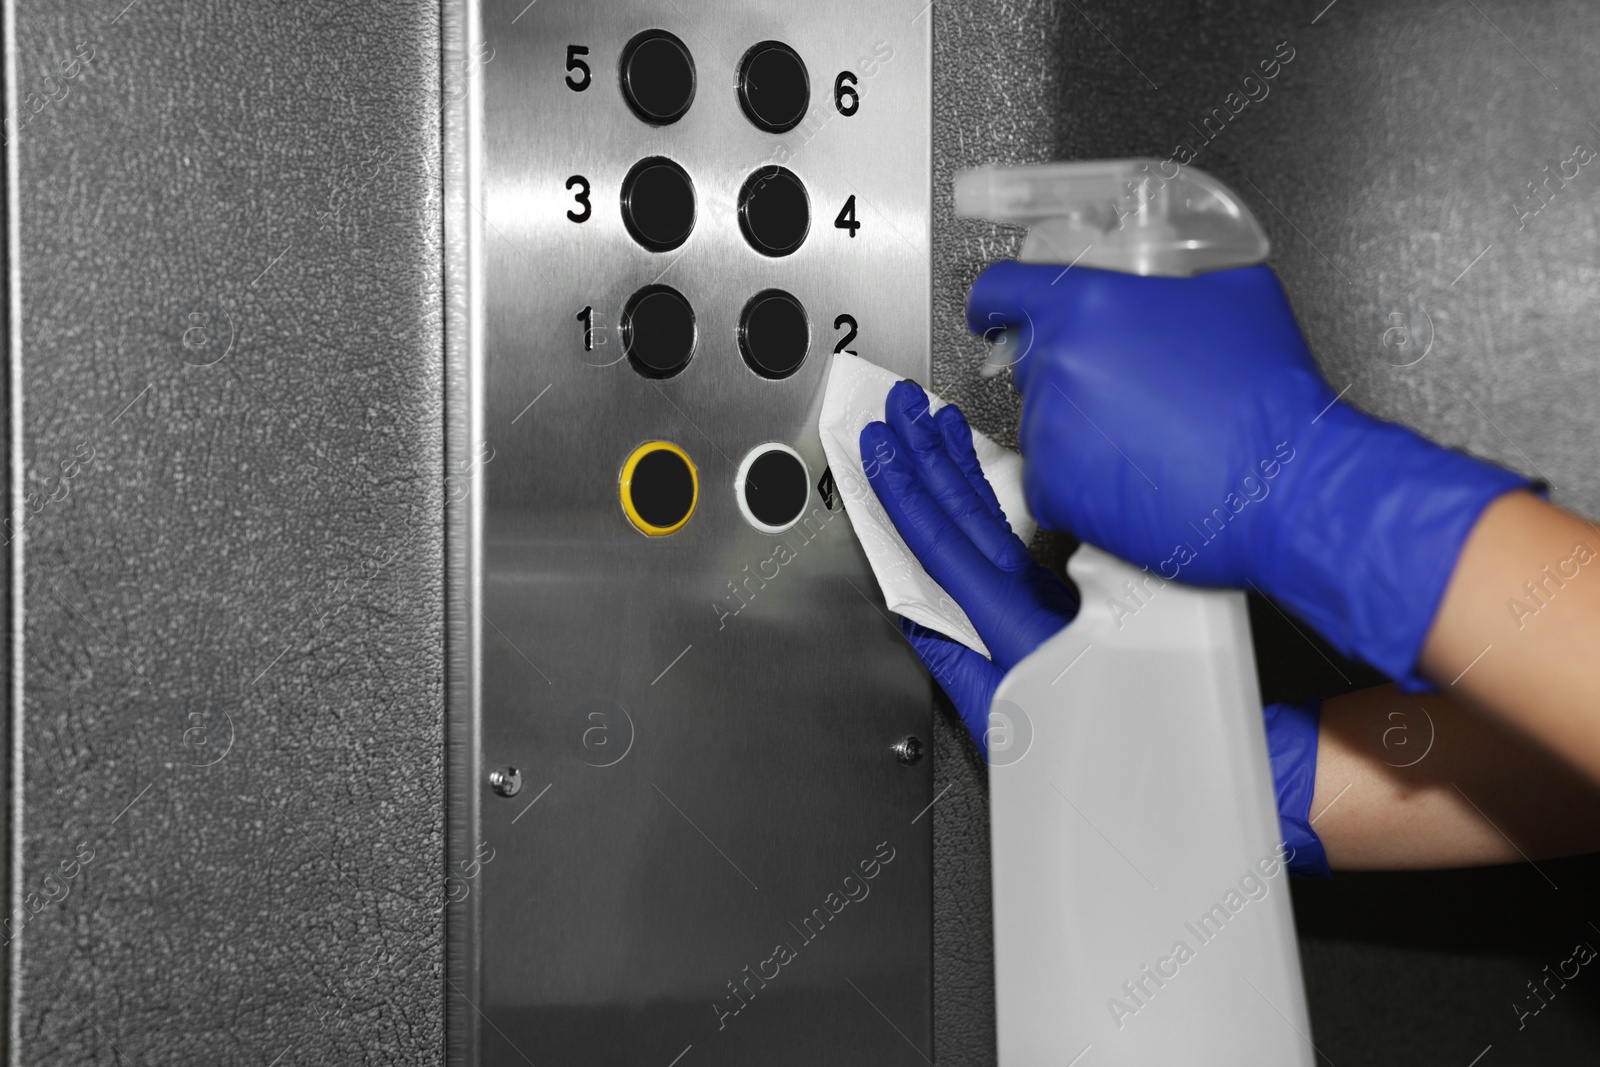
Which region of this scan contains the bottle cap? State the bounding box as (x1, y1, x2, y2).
(954, 159, 1269, 276)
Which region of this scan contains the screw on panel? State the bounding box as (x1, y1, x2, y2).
(489, 767, 523, 797)
(893, 736, 924, 766)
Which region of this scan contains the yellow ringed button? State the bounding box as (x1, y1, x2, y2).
(620, 441, 698, 536)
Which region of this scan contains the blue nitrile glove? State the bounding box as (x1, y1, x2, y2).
(861, 380, 1079, 757)
(1265, 698, 1330, 878)
(968, 261, 1534, 686)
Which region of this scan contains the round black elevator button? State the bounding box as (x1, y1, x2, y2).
(621, 441, 698, 536)
(737, 444, 811, 533)
(738, 167, 809, 257)
(620, 30, 696, 125)
(621, 157, 696, 252)
(737, 41, 809, 133)
(622, 285, 696, 378)
(738, 289, 810, 379)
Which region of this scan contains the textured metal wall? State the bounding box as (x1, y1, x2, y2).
(10, 0, 1600, 1064)
(929, 2, 1600, 1064)
(10, 2, 446, 1063)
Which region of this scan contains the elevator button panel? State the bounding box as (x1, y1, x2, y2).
(470, 2, 932, 1063)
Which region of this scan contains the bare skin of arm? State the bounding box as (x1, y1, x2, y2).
(1310, 683, 1600, 870)
(1420, 490, 1600, 782)
(1310, 491, 1600, 870)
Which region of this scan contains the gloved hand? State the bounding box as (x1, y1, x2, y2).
(862, 380, 1336, 875)
(969, 261, 1533, 684)
(860, 380, 1078, 757)
(1265, 697, 1330, 878)
(862, 380, 1332, 873)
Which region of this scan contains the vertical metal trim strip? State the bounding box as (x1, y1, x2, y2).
(4, 0, 22, 1059)
(443, 0, 485, 1062)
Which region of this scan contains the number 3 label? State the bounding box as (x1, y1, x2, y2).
(566, 175, 591, 223)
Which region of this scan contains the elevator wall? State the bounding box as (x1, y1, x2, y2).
(9, 2, 448, 1062)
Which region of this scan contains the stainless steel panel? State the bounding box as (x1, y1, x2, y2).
(465, 1, 933, 1063)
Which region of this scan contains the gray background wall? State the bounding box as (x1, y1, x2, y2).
(9, 0, 1600, 1064)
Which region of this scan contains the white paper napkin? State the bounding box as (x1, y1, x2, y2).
(816, 353, 1035, 659)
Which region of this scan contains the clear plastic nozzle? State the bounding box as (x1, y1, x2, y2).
(955, 159, 1269, 277)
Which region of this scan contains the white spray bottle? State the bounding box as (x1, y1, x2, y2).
(955, 160, 1315, 1066)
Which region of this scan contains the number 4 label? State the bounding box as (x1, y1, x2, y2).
(836, 195, 860, 237)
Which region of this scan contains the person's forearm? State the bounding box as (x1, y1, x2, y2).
(1417, 490, 1600, 784)
(1309, 682, 1600, 870)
